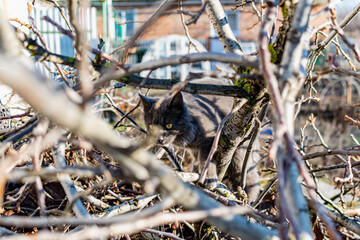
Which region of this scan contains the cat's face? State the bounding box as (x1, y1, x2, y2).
(140, 92, 189, 146)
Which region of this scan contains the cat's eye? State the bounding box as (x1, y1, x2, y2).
(165, 123, 173, 129)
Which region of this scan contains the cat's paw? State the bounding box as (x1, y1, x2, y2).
(204, 178, 218, 190)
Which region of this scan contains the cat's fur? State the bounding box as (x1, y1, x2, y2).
(140, 80, 260, 201)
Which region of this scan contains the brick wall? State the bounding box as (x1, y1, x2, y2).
(111, 4, 284, 42)
(137, 7, 211, 40)
(96, 3, 330, 45)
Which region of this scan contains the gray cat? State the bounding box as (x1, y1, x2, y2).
(140, 81, 260, 201)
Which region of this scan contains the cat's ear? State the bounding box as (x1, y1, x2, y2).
(139, 94, 153, 112)
(170, 91, 184, 112)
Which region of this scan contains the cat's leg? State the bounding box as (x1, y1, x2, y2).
(228, 140, 261, 202)
(205, 159, 218, 190)
(197, 144, 218, 190)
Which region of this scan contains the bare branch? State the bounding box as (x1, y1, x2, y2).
(259, 0, 320, 238)
(0, 11, 278, 239)
(110, 74, 260, 98)
(309, 201, 360, 236)
(94, 52, 260, 89)
(198, 98, 248, 185)
(309, 2, 360, 52)
(203, 0, 243, 55)
(54, 142, 90, 217)
(303, 149, 360, 160)
(116, 0, 176, 61)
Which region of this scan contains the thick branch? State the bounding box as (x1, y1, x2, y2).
(115, 75, 258, 98)
(14, 27, 77, 67)
(54, 142, 90, 217)
(95, 53, 259, 89)
(0, 56, 278, 240)
(0, 11, 278, 239)
(259, 0, 314, 238)
(202, 0, 243, 55)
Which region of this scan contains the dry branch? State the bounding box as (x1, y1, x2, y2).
(2, 0, 360, 239)
(0, 10, 278, 240)
(309, 2, 360, 52)
(54, 142, 90, 217)
(202, 0, 243, 55)
(94, 52, 260, 89)
(259, 0, 326, 238)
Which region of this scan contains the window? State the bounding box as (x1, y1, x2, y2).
(170, 41, 177, 51)
(114, 10, 136, 40)
(226, 11, 239, 37)
(140, 35, 211, 81)
(125, 11, 135, 37)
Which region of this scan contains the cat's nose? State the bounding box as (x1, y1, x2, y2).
(157, 137, 164, 144)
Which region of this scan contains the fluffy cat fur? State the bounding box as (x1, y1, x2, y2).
(140, 80, 260, 201)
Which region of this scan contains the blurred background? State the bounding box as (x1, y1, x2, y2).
(1, 0, 360, 148)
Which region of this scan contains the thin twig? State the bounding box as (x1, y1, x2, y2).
(309, 2, 360, 52)
(179, 1, 207, 25)
(42, 15, 123, 66)
(328, 5, 360, 63)
(240, 104, 267, 189)
(67, 0, 94, 98)
(179, 0, 200, 53)
(105, 93, 146, 133)
(117, 0, 176, 62)
(0, 111, 32, 120)
(143, 228, 185, 240)
(334, 155, 354, 184)
(27, 3, 70, 86)
(251, 177, 277, 208)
